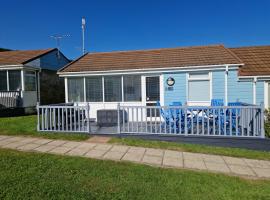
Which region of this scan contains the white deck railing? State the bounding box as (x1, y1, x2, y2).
(0, 91, 21, 109)
(37, 103, 265, 138)
(118, 104, 265, 138)
(37, 103, 90, 133)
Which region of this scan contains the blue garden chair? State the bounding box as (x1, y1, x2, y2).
(228, 102, 242, 135)
(157, 101, 182, 133)
(210, 99, 227, 135)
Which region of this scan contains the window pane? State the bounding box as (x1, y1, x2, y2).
(189, 72, 209, 79)
(146, 76, 160, 101)
(9, 70, 21, 91)
(104, 76, 122, 102)
(25, 71, 36, 91)
(0, 71, 7, 91)
(86, 77, 103, 102)
(188, 80, 210, 101)
(68, 78, 84, 102)
(124, 75, 141, 101)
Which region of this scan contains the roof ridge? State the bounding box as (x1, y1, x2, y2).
(87, 44, 225, 55)
(229, 45, 270, 49)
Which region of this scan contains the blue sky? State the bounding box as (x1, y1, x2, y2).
(1, 0, 270, 59)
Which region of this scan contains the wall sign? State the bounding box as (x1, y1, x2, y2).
(166, 77, 175, 86)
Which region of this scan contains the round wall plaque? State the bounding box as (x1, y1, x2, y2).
(166, 77, 175, 86)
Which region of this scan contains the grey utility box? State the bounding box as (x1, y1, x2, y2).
(97, 109, 127, 127)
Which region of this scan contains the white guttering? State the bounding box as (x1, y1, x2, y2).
(239, 75, 270, 80)
(0, 64, 40, 71)
(58, 63, 243, 77)
(225, 65, 229, 106)
(253, 77, 257, 104)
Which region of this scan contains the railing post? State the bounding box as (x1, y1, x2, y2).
(36, 102, 40, 131)
(87, 103, 91, 134)
(261, 103, 265, 138)
(117, 103, 121, 134)
(184, 106, 188, 136)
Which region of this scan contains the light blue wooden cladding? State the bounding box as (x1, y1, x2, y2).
(228, 70, 253, 104)
(163, 69, 265, 106)
(212, 71, 225, 100)
(256, 81, 264, 104)
(163, 73, 186, 105)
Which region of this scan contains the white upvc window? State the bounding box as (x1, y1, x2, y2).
(187, 72, 211, 103)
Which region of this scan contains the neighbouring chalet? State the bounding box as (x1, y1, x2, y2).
(57, 44, 270, 120)
(0, 48, 70, 115)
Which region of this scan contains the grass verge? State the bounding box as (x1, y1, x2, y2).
(0, 149, 270, 200)
(0, 115, 89, 141)
(109, 137, 270, 160)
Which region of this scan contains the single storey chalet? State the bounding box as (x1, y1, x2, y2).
(57, 45, 270, 120)
(0, 48, 69, 114)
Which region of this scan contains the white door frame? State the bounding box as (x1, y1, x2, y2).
(142, 74, 164, 106)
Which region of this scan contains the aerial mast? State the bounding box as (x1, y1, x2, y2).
(82, 17, 86, 55)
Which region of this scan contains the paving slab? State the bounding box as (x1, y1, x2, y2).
(110, 145, 130, 153)
(184, 159, 207, 170)
(66, 147, 90, 156)
(183, 152, 204, 161)
(84, 149, 107, 158)
(0, 137, 23, 146)
(145, 148, 164, 157)
(103, 151, 126, 160)
(32, 139, 52, 145)
(122, 152, 144, 162)
(202, 154, 225, 164)
(127, 147, 146, 154)
(77, 142, 97, 150)
(142, 155, 163, 166)
(164, 150, 182, 158)
(163, 157, 183, 168)
(47, 140, 67, 146)
(34, 145, 57, 153)
(61, 141, 81, 148)
(205, 162, 231, 173)
(49, 146, 73, 154)
(86, 136, 111, 143)
(223, 156, 246, 166)
(243, 159, 270, 169)
(2, 141, 28, 149)
(252, 168, 270, 178)
(0, 135, 12, 141)
(228, 165, 256, 176)
(17, 143, 41, 151)
(94, 144, 113, 151)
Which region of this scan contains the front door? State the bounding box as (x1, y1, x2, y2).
(145, 76, 160, 117)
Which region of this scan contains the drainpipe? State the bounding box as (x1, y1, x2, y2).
(253, 77, 257, 105)
(225, 65, 229, 106)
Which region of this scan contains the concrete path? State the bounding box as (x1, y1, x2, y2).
(0, 135, 270, 180)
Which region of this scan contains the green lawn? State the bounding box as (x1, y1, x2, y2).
(0, 149, 269, 200)
(110, 137, 270, 161)
(0, 115, 89, 141)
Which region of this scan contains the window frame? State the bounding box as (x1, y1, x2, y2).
(67, 75, 145, 103)
(103, 75, 123, 102)
(24, 70, 37, 91)
(187, 72, 212, 103)
(85, 76, 103, 102)
(123, 75, 142, 102)
(67, 78, 85, 103)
